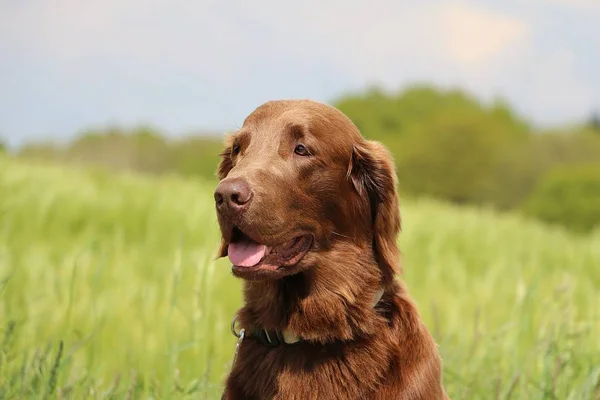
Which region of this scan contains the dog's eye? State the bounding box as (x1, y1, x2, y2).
(232, 144, 241, 156)
(294, 144, 310, 156)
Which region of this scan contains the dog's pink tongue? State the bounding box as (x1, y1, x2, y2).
(228, 241, 267, 267)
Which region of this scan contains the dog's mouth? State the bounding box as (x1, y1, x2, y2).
(227, 227, 312, 273)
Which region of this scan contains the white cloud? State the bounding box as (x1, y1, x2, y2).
(222, 1, 532, 88)
(0, 0, 531, 85)
(1, 0, 596, 142)
(436, 4, 530, 68)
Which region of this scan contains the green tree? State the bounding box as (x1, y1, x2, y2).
(484, 129, 600, 209)
(334, 84, 529, 204)
(396, 107, 524, 203)
(169, 135, 224, 181)
(522, 164, 600, 233)
(67, 125, 169, 173)
(334, 85, 528, 145)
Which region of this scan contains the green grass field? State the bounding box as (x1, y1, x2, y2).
(1, 155, 599, 399)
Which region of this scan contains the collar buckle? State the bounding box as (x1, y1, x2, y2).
(253, 328, 283, 346)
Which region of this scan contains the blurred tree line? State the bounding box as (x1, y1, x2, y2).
(334, 85, 600, 233)
(6, 84, 600, 233)
(14, 126, 225, 181)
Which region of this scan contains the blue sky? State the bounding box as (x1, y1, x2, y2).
(1, 0, 599, 147)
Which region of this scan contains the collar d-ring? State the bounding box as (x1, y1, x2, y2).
(231, 315, 243, 338)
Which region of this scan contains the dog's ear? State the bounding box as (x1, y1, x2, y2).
(349, 140, 401, 283)
(216, 134, 235, 181)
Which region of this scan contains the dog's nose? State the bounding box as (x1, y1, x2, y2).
(214, 178, 253, 213)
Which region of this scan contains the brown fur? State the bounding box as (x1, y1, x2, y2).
(215, 100, 448, 399)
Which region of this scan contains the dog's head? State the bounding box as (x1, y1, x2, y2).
(214, 100, 401, 282)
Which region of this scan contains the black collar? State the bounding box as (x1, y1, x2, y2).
(248, 327, 303, 347)
(231, 288, 385, 347)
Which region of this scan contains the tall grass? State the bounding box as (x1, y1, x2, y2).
(0, 155, 599, 399)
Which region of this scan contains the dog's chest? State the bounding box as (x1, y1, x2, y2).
(230, 339, 387, 400)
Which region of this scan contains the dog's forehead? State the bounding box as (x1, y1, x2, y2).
(242, 100, 358, 144)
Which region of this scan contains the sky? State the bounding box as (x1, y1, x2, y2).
(1, 0, 599, 147)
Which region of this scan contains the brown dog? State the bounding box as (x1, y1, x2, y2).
(214, 100, 448, 399)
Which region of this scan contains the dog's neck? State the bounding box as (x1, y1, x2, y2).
(236, 244, 388, 344)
